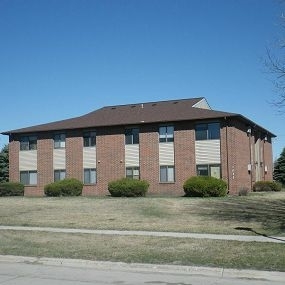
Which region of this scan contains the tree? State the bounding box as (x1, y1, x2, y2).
(273, 147, 285, 186)
(0, 145, 9, 183)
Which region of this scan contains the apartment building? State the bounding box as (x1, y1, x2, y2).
(2, 97, 275, 196)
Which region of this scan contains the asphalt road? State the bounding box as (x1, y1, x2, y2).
(0, 258, 284, 285)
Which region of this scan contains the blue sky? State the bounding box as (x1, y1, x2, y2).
(0, 0, 284, 159)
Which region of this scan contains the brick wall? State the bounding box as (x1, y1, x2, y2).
(8, 137, 19, 182)
(174, 122, 196, 195)
(66, 130, 83, 181)
(94, 126, 125, 195)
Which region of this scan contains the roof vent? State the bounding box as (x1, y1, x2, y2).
(152, 103, 157, 106)
(111, 107, 116, 110)
(131, 105, 136, 108)
(173, 101, 178, 104)
(141, 104, 144, 109)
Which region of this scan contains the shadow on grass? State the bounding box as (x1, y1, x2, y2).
(197, 195, 285, 237)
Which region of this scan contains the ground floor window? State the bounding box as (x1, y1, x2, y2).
(197, 164, 221, 179)
(20, 171, 37, 185)
(126, 167, 140, 179)
(84, 168, 97, 184)
(54, 169, 66, 182)
(160, 165, 175, 182)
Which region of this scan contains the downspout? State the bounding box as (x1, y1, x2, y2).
(248, 128, 253, 190)
(225, 117, 230, 191)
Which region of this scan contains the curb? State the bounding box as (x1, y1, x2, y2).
(0, 255, 284, 282)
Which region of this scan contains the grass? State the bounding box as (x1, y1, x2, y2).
(0, 192, 284, 271)
(0, 192, 284, 236)
(0, 230, 284, 271)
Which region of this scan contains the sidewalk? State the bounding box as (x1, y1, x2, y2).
(0, 255, 284, 283)
(0, 225, 284, 243)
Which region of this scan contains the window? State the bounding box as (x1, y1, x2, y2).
(54, 133, 66, 148)
(125, 128, 139, 144)
(197, 164, 221, 179)
(83, 131, 96, 147)
(160, 166, 175, 182)
(195, 123, 220, 140)
(84, 168, 96, 184)
(54, 170, 66, 182)
(159, 126, 174, 142)
(126, 167, 140, 179)
(20, 171, 37, 185)
(20, 136, 37, 151)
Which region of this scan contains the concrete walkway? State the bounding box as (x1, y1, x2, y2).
(0, 225, 284, 243)
(0, 255, 285, 284)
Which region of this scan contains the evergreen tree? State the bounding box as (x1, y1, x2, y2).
(274, 147, 285, 186)
(0, 145, 9, 183)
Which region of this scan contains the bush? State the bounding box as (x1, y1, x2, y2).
(108, 178, 149, 197)
(252, 181, 282, 192)
(183, 176, 227, 197)
(44, 178, 83, 197)
(0, 182, 24, 196)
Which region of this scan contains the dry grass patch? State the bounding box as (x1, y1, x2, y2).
(0, 192, 284, 235)
(0, 230, 284, 271)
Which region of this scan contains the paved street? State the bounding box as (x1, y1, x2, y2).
(0, 256, 284, 285)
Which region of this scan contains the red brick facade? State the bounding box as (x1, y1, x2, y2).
(8, 119, 274, 196)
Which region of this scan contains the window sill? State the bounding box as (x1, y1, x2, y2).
(159, 182, 175, 184)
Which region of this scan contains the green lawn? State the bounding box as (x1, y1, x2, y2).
(0, 192, 284, 271)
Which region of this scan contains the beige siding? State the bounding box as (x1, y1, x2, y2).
(159, 142, 174, 165)
(19, 150, 37, 171)
(125, 144, 139, 167)
(195, 140, 220, 164)
(53, 149, 66, 169)
(83, 147, 97, 168)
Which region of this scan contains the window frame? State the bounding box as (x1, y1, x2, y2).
(159, 125, 174, 143)
(54, 169, 66, 182)
(196, 164, 221, 179)
(20, 170, 37, 185)
(20, 136, 37, 151)
(84, 168, 97, 184)
(159, 165, 175, 183)
(83, 131, 96, 147)
(125, 128, 139, 145)
(126, 166, 140, 180)
(195, 122, 220, 141)
(54, 133, 66, 149)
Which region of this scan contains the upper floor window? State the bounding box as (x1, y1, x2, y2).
(195, 123, 220, 140)
(83, 131, 96, 147)
(20, 136, 37, 151)
(20, 170, 37, 185)
(159, 126, 174, 143)
(125, 128, 139, 144)
(54, 133, 66, 149)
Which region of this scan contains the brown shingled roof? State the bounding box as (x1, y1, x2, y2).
(1, 97, 275, 137)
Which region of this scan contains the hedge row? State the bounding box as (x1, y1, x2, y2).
(252, 181, 282, 192)
(44, 178, 83, 197)
(0, 182, 24, 196)
(108, 178, 149, 197)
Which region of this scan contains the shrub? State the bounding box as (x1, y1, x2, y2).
(44, 178, 83, 197)
(108, 178, 149, 197)
(0, 182, 24, 196)
(252, 181, 282, 192)
(183, 176, 227, 197)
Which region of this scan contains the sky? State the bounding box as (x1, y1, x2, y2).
(0, 0, 284, 159)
